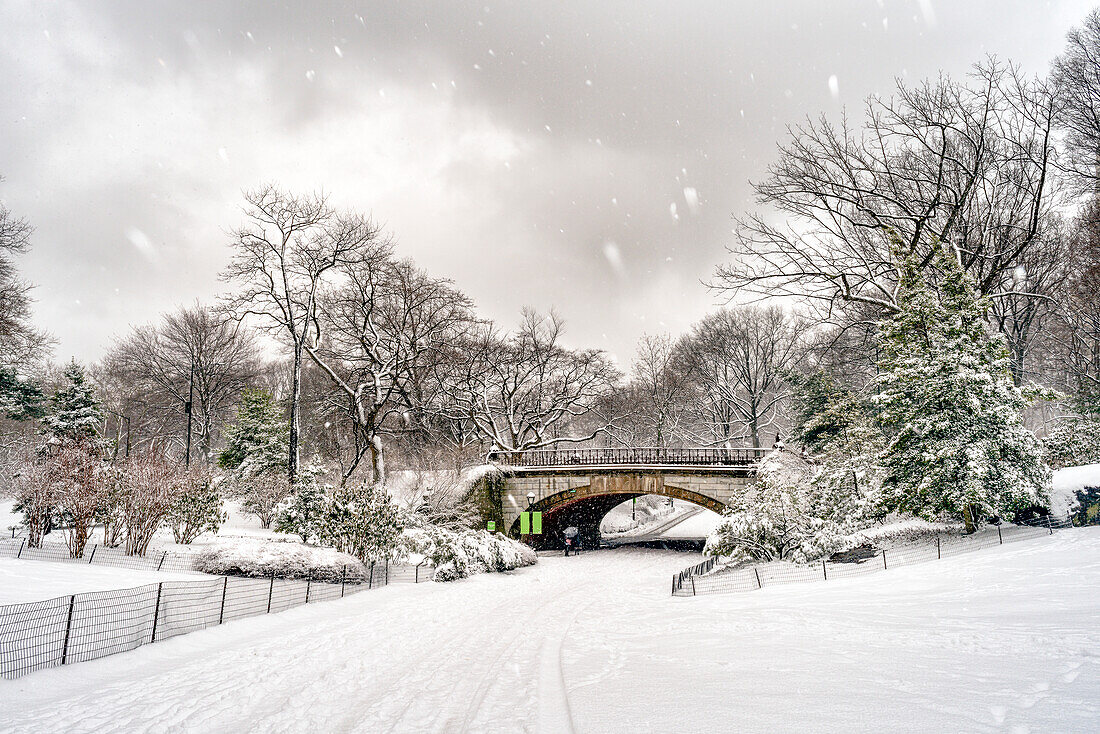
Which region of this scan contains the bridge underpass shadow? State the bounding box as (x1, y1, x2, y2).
(517, 493, 712, 552)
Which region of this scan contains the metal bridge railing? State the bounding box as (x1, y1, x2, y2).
(487, 446, 770, 468)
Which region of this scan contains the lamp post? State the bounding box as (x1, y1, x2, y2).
(185, 362, 195, 468)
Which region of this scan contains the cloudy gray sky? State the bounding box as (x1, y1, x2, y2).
(1, 0, 1094, 368)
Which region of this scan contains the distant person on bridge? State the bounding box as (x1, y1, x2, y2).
(563, 525, 581, 556)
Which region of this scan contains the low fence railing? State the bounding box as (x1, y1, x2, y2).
(0, 568, 395, 680)
(671, 515, 1071, 597)
(0, 541, 435, 679)
(488, 446, 770, 468)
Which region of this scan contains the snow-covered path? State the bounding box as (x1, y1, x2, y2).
(2, 531, 1099, 733)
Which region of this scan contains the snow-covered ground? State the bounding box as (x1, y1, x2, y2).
(0, 558, 199, 606)
(1, 529, 1096, 732)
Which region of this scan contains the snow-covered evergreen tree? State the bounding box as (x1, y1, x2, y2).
(872, 242, 1050, 530)
(1042, 417, 1100, 469)
(0, 366, 45, 421)
(705, 448, 855, 563)
(42, 360, 102, 443)
(217, 388, 289, 478)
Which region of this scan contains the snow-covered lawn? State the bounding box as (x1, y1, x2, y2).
(1, 529, 1096, 732)
(0, 558, 199, 606)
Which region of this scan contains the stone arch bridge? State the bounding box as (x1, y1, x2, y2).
(472, 447, 769, 550)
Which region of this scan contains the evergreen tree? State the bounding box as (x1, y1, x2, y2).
(217, 388, 289, 478)
(789, 370, 865, 455)
(0, 366, 45, 421)
(42, 360, 102, 443)
(872, 242, 1050, 531)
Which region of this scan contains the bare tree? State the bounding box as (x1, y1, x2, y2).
(446, 310, 621, 452)
(1052, 9, 1100, 192)
(221, 185, 384, 481)
(99, 304, 261, 462)
(306, 252, 476, 485)
(0, 178, 52, 368)
(611, 334, 694, 447)
(715, 60, 1060, 381)
(678, 306, 808, 448)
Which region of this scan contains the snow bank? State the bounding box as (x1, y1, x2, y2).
(193, 537, 366, 582)
(386, 465, 501, 510)
(841, 517, 963, 548)
(1050, 463, 1100, 515)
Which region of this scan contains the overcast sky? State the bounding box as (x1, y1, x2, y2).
(1, 0, 1095, 368)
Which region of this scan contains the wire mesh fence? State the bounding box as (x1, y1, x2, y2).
(0, 557, 421, 679)
(671, 515, 1073, 597)
(0, 537, 205, 574)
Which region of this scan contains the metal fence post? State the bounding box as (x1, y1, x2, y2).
(218, 576, 228, 624)
(341, 565, 346, 597)
(267, 574, 275, 614)
(385, 559, 389, 586)
(690, 575, 697, 596)
(936, 536, 941, 559)
(368, 562, 375, 590)
(87, 545, 97, 564)
(822, 560, 828, 580)
(882, 550, 888, 570)
(60, 594, 77, 665)
(150, 583, 163, 643)
(16, 538, 25, 558)
(305, 573, 312, 604)
(1047, 514, 1053, 535)
(157, 551, 168, 571)
(997, 524, 1003, 544)
(754, 567, 762, 589)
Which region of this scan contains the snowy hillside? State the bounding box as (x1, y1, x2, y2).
(1, 529, 1096, 732)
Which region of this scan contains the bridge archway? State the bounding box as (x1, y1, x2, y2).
(510, 483, 727, 550)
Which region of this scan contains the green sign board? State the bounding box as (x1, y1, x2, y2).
(518, 512, 543, 535)
(487, 520, 496, 532)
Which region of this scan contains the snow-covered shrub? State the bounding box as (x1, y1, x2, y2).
(10, 451, 54, 548)
(705, 448, 853, 564)
(231, 472, 293, 529)
(274, 477, 327, 543)
(193, 537, 366, 582)
(48, 443, 111, 558)
(315, 482, 404, 563)
(166, 469, 224, 544)
(1043, 418, 1100, 470)
(399, 524, 536, 582)
(119, 452, 182, 556)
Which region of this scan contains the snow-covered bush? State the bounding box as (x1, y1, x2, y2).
(193, 537, 366, 582)
(119, 452, 183, 556)
(231, 472, 293, 530)
(166, 469, 224, 544)
(274, 477, 327, 542)
(705, 448, 854, 564)
(315, 482, 404, 563)
(399, 525, 536, 582)
(1043, 418, 1100, 470)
